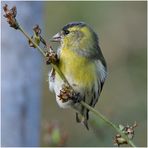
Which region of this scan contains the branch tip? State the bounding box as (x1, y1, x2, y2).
(3, 4, 19, 29)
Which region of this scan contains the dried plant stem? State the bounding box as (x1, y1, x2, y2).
(81, 101, 136, 147)
(17, 23, 136, 147)
(18, 25, 46, 57)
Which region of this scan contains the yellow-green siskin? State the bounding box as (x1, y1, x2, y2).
(49, 22, 107, 129)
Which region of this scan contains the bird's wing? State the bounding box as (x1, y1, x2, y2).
(90, 60, 107, 108)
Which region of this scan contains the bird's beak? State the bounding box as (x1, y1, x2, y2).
(50, 32, 61, 42)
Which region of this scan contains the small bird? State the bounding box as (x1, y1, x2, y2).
(49, 22, 107, 129)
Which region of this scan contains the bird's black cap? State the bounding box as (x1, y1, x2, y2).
(62, 22, 86, 31)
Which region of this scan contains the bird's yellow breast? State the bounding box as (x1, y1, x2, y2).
(57, 47, 97, 88)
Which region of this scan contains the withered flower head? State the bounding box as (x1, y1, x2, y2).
(3, 4, 19, 29)
(28, 24, 47, 49)
(58, 84, 80, 103)
(33, 25, 41, 36)
(28, 25, 42, 48)
(45, 50, 58, 65)
(113, 122, 137, 146)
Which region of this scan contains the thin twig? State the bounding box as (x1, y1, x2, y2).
(18, 25, 46, 57)
(81, 101, 136, 147)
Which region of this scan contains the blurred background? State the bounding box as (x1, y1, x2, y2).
(1, 1, 147, 147)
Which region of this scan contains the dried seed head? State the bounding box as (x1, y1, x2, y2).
(58, 84, 80, 103)
(114, 136, 128, 146)
(3, 4, 19, 29)
(33, 25, 41, 36)
(3, 4, 8, 12)
(113, 122, 137, 146)
(28, 36, 35, 47)
(28, 25, 42, 48)
(10, 6, 17, 17)
(45, 50, 59, 65)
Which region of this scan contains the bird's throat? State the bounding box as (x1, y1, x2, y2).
(57, 47, 97, 88)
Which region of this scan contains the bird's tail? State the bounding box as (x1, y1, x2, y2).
(75, 107, 89, 130)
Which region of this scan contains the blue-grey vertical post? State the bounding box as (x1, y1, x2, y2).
(1, 2, 43, 146)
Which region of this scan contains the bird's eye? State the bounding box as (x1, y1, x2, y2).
(63, 29, 70, 35)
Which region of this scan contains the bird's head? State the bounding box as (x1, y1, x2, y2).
(50, 22, 107, 78)
(51, 22, 100, 58)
